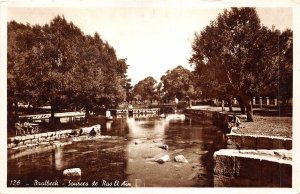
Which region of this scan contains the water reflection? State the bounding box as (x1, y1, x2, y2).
(7, 114, 226, 187)
(126, 116, 166, 139)
(106, 121, 112, 131)
(54, 147, 63, 171)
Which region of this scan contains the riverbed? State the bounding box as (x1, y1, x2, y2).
(7, 113, 227, 187)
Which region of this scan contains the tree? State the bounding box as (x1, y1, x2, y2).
(278, 29, 293, 105)
(8, 16, 129, 127)
(7, 21, 45, 124)
(154, 82, 164, 102)
(124, 78, 133, 102)
(67, 33, 106, 120)
(160, 65, 197, 102)
(33, 16, 85, 124)
(132, 76, 157, 102)
(190, 8, 292, 121)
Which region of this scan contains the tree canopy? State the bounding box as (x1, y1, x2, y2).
(132, 76, 157, 102)
(8, 15, 128, 125)
(160, 65, 198, 101)
(189, 8, 293, 121)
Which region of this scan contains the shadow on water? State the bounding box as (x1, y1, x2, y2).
(7, 114, 227, 187)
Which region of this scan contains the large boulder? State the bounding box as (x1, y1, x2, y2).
(174, 155, 188, 163)
(63, 168, 81, 177)
(158, 144, 168, 150)
(155, 155, 170, 164)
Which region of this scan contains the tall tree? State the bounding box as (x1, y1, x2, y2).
(8, 16, 129, 127)
(132, 76, 157, 102)
(278, 29, 293, 105)
(7, 21, 44, 123)
(68, 33, 105, 120)
(160, 65, 197, 102)
(190, 8, 292, 121)
(35, 16, 84, 124)
(124, 78, 133, 102)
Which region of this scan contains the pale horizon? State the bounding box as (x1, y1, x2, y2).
(7, 6, 292, 85)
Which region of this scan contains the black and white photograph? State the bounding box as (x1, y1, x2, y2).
(0, 0, 299, 193)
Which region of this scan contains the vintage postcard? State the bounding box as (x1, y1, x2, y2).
(0, 0, 299, 194)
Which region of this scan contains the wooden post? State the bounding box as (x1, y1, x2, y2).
(253, 97, 256, 105)
(266, 97, 269, 105)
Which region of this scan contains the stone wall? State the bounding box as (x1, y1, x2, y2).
(7, 124, 101, 149)
(214, 149, 292, 187)
(227, 133, 292, 150)
(184, 109, 246, 133)
(183, 109, 215, 124)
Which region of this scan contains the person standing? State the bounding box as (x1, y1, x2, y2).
(15, 121, 25, 136)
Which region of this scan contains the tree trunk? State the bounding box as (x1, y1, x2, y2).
(221, 100, 225, 111)
(85, 106, 90, 123)
(13, 100, 19, 122)
(50, 100, 59, 128)
(8, 101, 15, 128)
(237, 97, 246, 114)
(50, 101, 55, 121)
(239, 95, 254, 122)
(246, 101, 254, 122)
(228, 97, 233, 112)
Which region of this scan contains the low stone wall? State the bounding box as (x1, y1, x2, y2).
(227, 132, 292, 150)
(184, 109, 247, 133)
(214, 149, 292, 187)
(7, 124, 101, 149)
(183, 109, 215, 124)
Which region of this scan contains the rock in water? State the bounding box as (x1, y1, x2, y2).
(174, 155, 188, 163)
(155, 155, 170, 164)
(63, 168, 81, 177)
(158, 144, 168, 150)
(89, 128, 96, 137)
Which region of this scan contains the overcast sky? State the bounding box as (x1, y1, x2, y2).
(7, 5, 292, 85)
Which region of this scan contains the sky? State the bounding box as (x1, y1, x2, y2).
(7, 4, 292, 85)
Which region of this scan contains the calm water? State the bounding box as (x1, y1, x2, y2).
(7, 113, 227, 187)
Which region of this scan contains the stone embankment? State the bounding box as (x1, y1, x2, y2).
(214, 149, 292, 187)
(7, 124, 101, 149)
(227, 132, 292, 150)
(183, 107, 292, 187)
(183, 109, 215, 124)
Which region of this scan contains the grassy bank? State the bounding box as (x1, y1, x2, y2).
(190, 106, 292, 138)
(233, 115, 292, 138)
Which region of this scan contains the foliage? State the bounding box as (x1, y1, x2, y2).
(189, 8, 293, 121)
(124, 78, 134, 102)
(8, 15, 128, 125)
(277, 29, 293, 104)
(160, 65, 198, 101)
(132, 76, 157, 102)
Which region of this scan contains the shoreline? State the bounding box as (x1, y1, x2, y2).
(183, 106, 292, 187)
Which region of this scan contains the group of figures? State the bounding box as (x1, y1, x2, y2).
(14, 121, 38, 136)
(227, 115, 241, 132)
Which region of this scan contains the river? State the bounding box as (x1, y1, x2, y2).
(7, 113, 227, 187)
